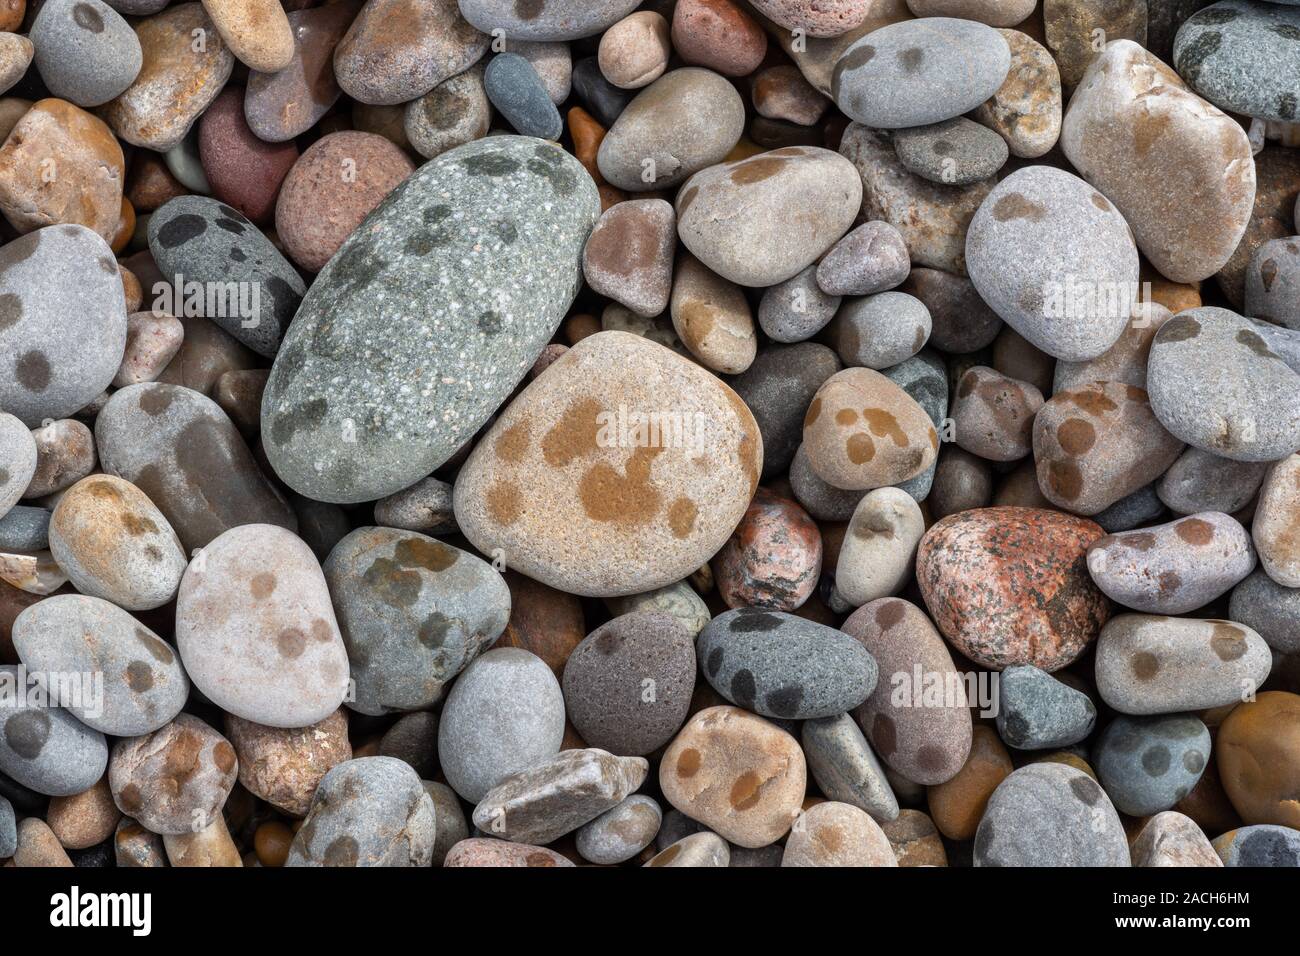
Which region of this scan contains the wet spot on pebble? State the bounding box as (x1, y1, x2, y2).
(872, 712, 897, 756)
(322, 835, 359, 866)
(1159, 316, 1201, 342)
(277, 627, 307, 658)
(213, 741, 236, 774)
(249, 572, 276, 599)
(1175, 517, 1214, 545)
(0, 293, 22, 331)
(730, 669, 757, 709)
(1131, 651, 1160, 680)
(1057, 418, 1096, 455)
(992, 193, 1047, 222)
(729, 610, 782, 633)
(676, 747, 701, 778)
(847, 432, 875, 463)
(157, 214, 207, 248)
(1070, 775, 1102, 805)
(16, 351, 51, 391)
(4, 710, 50, 759)
(765, 686, 804, 717)
(1210, 623, 1247, 661)
(125, 661, 154, 692)
(667, 496, 697, 539)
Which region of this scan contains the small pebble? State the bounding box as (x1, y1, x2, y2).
(108, 713, 235, 834)
(782, 801, 897, 867)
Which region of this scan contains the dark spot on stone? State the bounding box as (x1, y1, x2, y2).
(1175, 31, 1221, 86)
(418, 611, 451, 649)
(1236, 328, 1280, 359)
(15, 351, 50, 392)
(156, 214, 207, 249)
(1158, 315, 1201, 343)
(478, 310, 503, 334)
(1210, 622, 1247, 661)
(461, 152, 521, 178)
(874, 599, 905, 630)
(706, 647, 723, 678)
(1002, 712, 1029, 746)
(250, 572, 276, 599)
(1131, 651, 1160, 680)
(514, 0, 544, 21)
(729, 610, 781, 633)
(423, 204, 452, 225)
(916, 744, 946, 773)
(405, 233, 437, 256)
(269, 396, 328, 448)
(491, 220, 518, 245)
(729, 770, 762, 810)
(1182, 750, 1204, 774)
(730, 669, 756, 710)
(527, 144, 577, 196)
(1070, 774, 1102, 805)
(871, 712, 897, 757)
(0, 292, 22, 331)
(4, 710, 50, 759)
(277, 627, 307, 658)
(898, 47, 924, 73)
(832, 43, 876, 101)
(1271, 23, 1300, 41)
(125, 661, 154, 692)
(974, 819, 994, 861)
(228, 247, 246, 263)
(765, 685, 804, 718)
(1238, 829, 1299, 867)
(322, 835, 359, 866)
(1279, 92, 1297, 121)
(1190, 7, 1238, 24)
(992, 192, 1047, 222)
(136, 628, 174, 664)
(1141, 744, 1171, 776)
(72, 2, 103, 31)
(264, 275, 299, 309)
(138, 386, 174, 416)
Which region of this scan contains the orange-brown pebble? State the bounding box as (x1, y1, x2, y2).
(568, 106, 625, 211)
(126, 150, 188, 213)
(111, 197, 136, 254)
(881, 809, 948, 866)
(47, 776, 123, 850)
(562, 312, 602, 345)
(1216, 691, 1300, 829)
(254, 821, 294, 867)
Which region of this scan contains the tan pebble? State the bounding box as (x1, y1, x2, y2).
(224, 708, 352, 817)
(213, 368, 269, 437)
(971, 29, 1061, 158)
(644, 831, 729, 867)
(670, 253, 757, 374)
(1253, 455, 1300, 587)
(47, 775, 123, 850)
(782, 801, 897, 866)
(113, 818, 166, 867)
(1131, 811, 1222, 867)
(12, 818, 74, 867)
(927, 724, 1012, 840)
(114, 312, 185, 387)
(201, 0, 295, 72)
(0, 32, 32, 96)
(442, 838, 575, 867)
(254, 820, 294, 867)
(598, 11, 670, 90)
(752, 65, 828, 126)
(163, 813, 242, 866)
(881, 808, 947, 866)
(25, 419, 95, 499)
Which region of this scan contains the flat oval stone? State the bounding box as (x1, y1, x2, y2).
(782, 801, 897, 866)
(916, 507, 1109, 670)
(403, 63, 492, 160)
(175, 523, 350, 728)
(582, 197, 675, 317)
(0, 414, 35, 518)
(108, 713, 234, 833)
(712, 489, 822, 611)
(96, 383, 296, 551)
(676, 146, 860, 288)
(31, 0, 142, 107)
(203, 0, 294, 72)
(1253, 453, 1300, 586)
(323, 526, 510, 715)
(971, 28, 1062, 158)
(596, 68, 744, 192)
(826, 291, 932, 370)
(995, 665, 1095, 750)
(832, 17, 1010, 129)
(669, 252, 756, 373)
(801, 712, 898, 821)
(333, 0, 488, 106)
(225, 709, 352, 816)
(1214, 824, 1300, 867)
(1147, 307, 1300, 462)
(458, 0, 639, 40)
(835, 487, 925, 608)
(575, 794, 661, 864)
(561, 611, 696, 756)
(485, 52, 561, 140)
(453, 330, 760, 597)
(444, 837, 574, 867)
(816, 221, 910, 297)
(1174, 0, 1300, 123)
(659, 705, 806, 848)
(645, 830, 729, 867)
(0, 664, 109, 796)
(0, 225, 127, 427)
(1159, 449, 1269, 518)
(287, 756, 435, 866)
(13, 595, 186, 736)
(1131, 811, 1222, 867)
(263, 136, 599, 504)
(698, 607, 877, 720)
(750, 0, 873, 36)
(974, 762, 1130, 866)
(843, 597, 972, 786)
(437, 647, 565, 802)
(1230, 568, 1300, 654)
(197, 86, 298, 224)
(1217, 691, 1300, 828)
(965, 165, 1139, 361)
(893, 116, 1009, 186)
(951, 365, 1042, 461)
(1095, 713, 1210, 816)
(48, 475, 187, 611)
(1094, 614, 1272, 715)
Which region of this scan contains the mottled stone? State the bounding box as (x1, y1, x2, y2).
(951, 365, 1042, 461)
(882, 808, 948, 866)
(403, 63, 491, 161)
(197, 86, 298, 224)
(0, 507, 48, 551)
(582, 198, 674, 317)
(753, 64, 829, 126)
(671, 0, 766, 77)
(599, 11, 671, 89)
(458, 0, 639, 41)
(1246, 236, 1300, 330)
(644, 830, 729, 866)
(1045, 0, 1147, 88)
(802, 713, 898, 821)
(47, 776, 120, 850)
(31, 0, 141, 107)
(373, 476, 457, 536)
(444, 837, 574, 867)
(114, 818, 165, 867)
(669, 253, 756, 374)
(108, 713, 235, 834)
(225, 709, 351, 817)
(782, 801, 897, 866)
(12, 818, 73, 866)
(712, 489, 822, 611)
(1158, 447, 1267, 517)
(0, 664, 108, 796)
(1213, 824, 1300, 867)
(1132, 811, 1222, 866)
(996, 665, 1096, 750)
(114, 312, 185, 388)
(972, 29, 1062, 158)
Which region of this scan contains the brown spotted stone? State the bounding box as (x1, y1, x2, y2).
(669, 252, 757, 374)
(25, 418, 95, 499)
(782, 801, 898, 866)
(443, 837, 575, 867)
(1043, 0, 1146, 88)
(971, 28, 1062, 158)
(951, 365, 1044, 461)
(582, 198, 674, 317)
(224, 708, 352, 817)
(1216, 691, 1300, 829)
(712, 487, 822, 611)
(753, 64, 829, 126)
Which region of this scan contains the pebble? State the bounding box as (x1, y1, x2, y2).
(12, 818, 74, 866)
(1159, 448, 1268, 518)
(827, 291, 931, 370)
(1213, 824, 1300, 867)
(511, 40, 571, 103)
(758, 267, 842, 343)
(670, 253, 756, 373)
(212, 368, 267, 437)
(916, 507, 1109, 670)
(893, 117, 1009, 186)
(423, 781, 467, 866)
(224, 709, 351, 817)
(167, 817, 246, 867)
(1054, 301, 1172, 393)
(730, 343, 841, 480)
(971, 28, 1062, 158)
(753, 65, 829, 126)
(1095, 713, 1211, 816)
(494, 572, 585, 677)
(0, 507, 49, 551)
(802, 713, 898, 822)
(927, 724, 1012, 839)
(373, 476, 457, 536)
(672, 0, 766, 78)
(30, 0, 142, 107)
(0, 415, 36, 518)
(0, 665, 108, 796)
(996, 665, 1096, 750)
(834, 487, 925, 607)
(197, 86, 298, 225)
(485, 53, 563, 140)
(659, 705, 806, 848)
(202, 0, 294, 72)
(1045, 0, 1148, 88)
(114, 818, 166, 867)
(930, 448, 994, 518)
(571, 55, 634, 127)
(0, 32, 28, 96)
(750, 0, 873, 36)
(108, 713, 235, 833)
(47, 776, 120, 850)
(598, 11, 669, 89)
(287, 757, 436, 867)
(376, 711, 438, 778)
(1230, 569, 1300, 654)
(1217, 691, 1300, 828)
(901, 267, 1003, 352)
(712, 489, 822, 611)
(817, 223, 909, 299)
(883, 809, 948, 866)
(974, 762, 1130, 866)
(437, 647, 565, 802)
(1254, 454, 1300, 586)
(114, 312, 185, 387)
(403, 64, 491, 161)
(0, 795, 14, 857)
(645, 830, 729, 867)
(951, 365, 1042, 461)
(444, 837, 574, 867)
(1131, 811, 1223, 867)
(458, 0, 640, 41)
(1246, 237, 1300, 330)
(582, 198, 674, 317)
(1094, 614, 1272, 715)
(575, 794, 661, 864)
(782, 801, 897, 867)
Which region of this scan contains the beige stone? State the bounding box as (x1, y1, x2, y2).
(1131, 811, 1222, 866)
(225, 708, 351, 816)
(598, 11, 669, 90)
(47, 776, 122, 850)
(201, 0, 294, 72)
(12, 818, 74, 866)
(1253, 455, 1300, 587)
(972, 29, 1062, 158)
(782, 801, 897, 866)
(670, 253, 756, 375)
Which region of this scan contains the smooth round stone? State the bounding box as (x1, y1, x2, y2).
(494, 572, 584, 678)
(13, 818, 75, 866)
(992, 326, 1053, 402)
(31, 0, 142, 107)
(782, 802, 897, 867)
(1214, 824, 1300, 867)
(275, 131, 414, 273)
(197, 86, 298, 224)
(244, 1, 362, 143)
(203, 0, 294, 72)
(803, 367, 939, 492)
(48, 777, 120, 849)
(1063, 40, 1254, 284)
(403, 63, 491, 161)
(826, 291, 931, 370)
(96, 383, 296, 551)
(672, 0, 765, 77)
(753, 65, 828, 126)
(645, 830, 729, 867)
(669, 254, 755, 373)
(1174, 0, 1300, 123)
(835, 487, 924, 608)
(264, 136, 598, 505)
(996, 665, 1096, 751)
(148, 196, 304, 356)
(971, 29, 1061, 158)
(1054, 301, 1172, 393)
(966, 165, 1139, 361)
(1159, 448, 1268, 517)
(100, 3, 235, 152)
(1096, 714, 1210, 816)
(1095, 614, 1272, 715)
(597, 11, 668, 89)
(163, 131, 210, 194)
(175, 523, 349, 727)
(0, 32, 30, 96)
(444, 837, 574, 867)
(840, 125, 994, 276)
(917, 507, 1109, 671)
(750, 0, 873, 35)
(927, 724, 1012, 840)
(660, 705, 806, 848)
(26, 419, 95, 499)
(1132, 811, 1222, 867)
(484, 53, 562, 140)
(1230, 569, 1300, 654)
(161, 813, 242, 866)
(843, 597, 972, 786)
(0, 226, 127, 427)
(0, 665, 108, 797)
(333, 0, 487, 106)
(1217, 691, 1300, 828)
(0, 414, 36, 518)
(759, 266, 842, 343)
(225, 710, 351, 817)
(582, 198, 674, 317)
(901, 268, 1002, 352)
(802, 713, 898, 822)
(438, 647, 565, 802)
(893, 117, 1009, 186)
(1246, 237, 1300, 330)
(287, 757, 436, 866)
(930, 446, 994, 518)
(816, 221, 909, 297)
(453, 330, 761, 597)
(1254, 454, 1300, 585)
(596, 68, 744, 192)
(676, 146, 861, 288)
(373, 476, 457, 536)
(115, 312, 185, 388)
(832, 18, 1010, 129)
(576, 794, 661, 864)
(1087, 513, 1255, 614)
(729, 343, 840, 480)
(1034, 381, 1186, 515)
(47, 475, 187, 611)
(712, 490, 821, 611)
(377, 711, 439, 778)
(1147, 308, 1300, 462)
(950, 365, 1042, 461)
(571, 55, 634, 127)
(324, 526, 510, 716)
(458, 0, 638, 40)
(0, 506, 49, 551)
(108, 714, 234, 834)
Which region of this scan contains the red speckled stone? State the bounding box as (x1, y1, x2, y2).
(198, 86, 299, 224)
(671, 0, 767, 78)
(915, 506, 1109, 671)
(712, 487, 822, 611)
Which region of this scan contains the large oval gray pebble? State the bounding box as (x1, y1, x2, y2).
(0, 665, 108, 797)
(31, 0, 142, 107)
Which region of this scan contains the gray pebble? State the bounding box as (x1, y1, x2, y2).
(996, 665, 1096, 750)
(802, 713, 899, 822)
(0, 794, 14, 857)
(1229, 568, 1300, 654)
(1157, 447, 1268, 515)
(929, 446, 994, 519)
(373, 475, 458, 535)
(31, 0, 141, 107)
(1214, 825, 1300, 867)
(901, 267, 1002, 353)
(790, 443, 864, 520)
(164, 131, 211, 194)
(728, 342, 840, 479)
(816, 221, 910, 296)
(1245, 236, 1300, 330)
(757, 265, 841, 343)
(0, 506, 50, 551)
(458, 0, 640, 41)
(576, 794, 661, 864)
(0, 664, 108, 797)
(826, 291, 931, 370)
(404, 64, 492, 161)
(1093, 484, 1166, 533)
(0, 414, 37, 519)
(424, 780, 469, 867)
(484, 53, 562, 140)
(1095, 714, 1210, 816)
(893, 116, 1008, 186)
(379, 712, 439, 779)
(882, 348, 947, 502)
(605, 580, 711, 639)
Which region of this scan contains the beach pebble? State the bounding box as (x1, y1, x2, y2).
(1095, 713, 1210, 816)
(712, 489, 822, 611)
(403, 63, 491, 161)
(1216, 691, 1300, 828)
(571, 55, 634, 127)
(816, 222, 909, 298)
(224, 709, 351, 817)
(458, 0, 639, 41)
(423, 781, 467, 866)
(1213, 825, 1300, 867)
(971, 28, 1062, 158)
(582, 198, 674, 317)
(645, 830, 729, 867)
(485, 52, 562, 140)
(1045, 0, 1148, 88)
(930, 447, 994, 518)
(0, 665, 108, 797)
(598, 11, 669, 89)
(730, 343, 840, 480)
(114, 818, 166, 867)
(12, 818, 74, 866)
(108, 713, 235, 834)
(1253, 454, 1300, 586)
(373, 476, 457, 537)
(114, 312, 185, 388)
(0, 796, 16, 857)
(882, 809, 948, 866)
(31, 0, 141, 107)
(758, 267, 842, 343)
(670, 254, 756, 373)
(927, 724, 1013, 840)
(1131, 811, 1222, 867)
(671, 0, 766, 78)
(996, 665, 1096, 750)
(0, 507, 49, 551)
(444, 837, 574, 867)
(1054, 302, 1172, 393)
(753, 65, 829, 126)
(0, 32, 29, 96)
(197, 86, 298, 225)
(1230, 569, 1300, 654)
(834, 487, 924, 608)
(951, 366, 1042, 461)
(25, 420, 95, 499)
(0, 415, 36, 518)
(47, 776, 120, 850)
(1158, 449, 1268, 518)
(826, 291, 931, 370)
(576, 794, 661, 864)
(749, 0, 872, 36)
(782, 801, 897, 867)
(901, 268, 1002, 352)
(893, 117, 1008, 186)
(802, 713, 898, 822)
(1246, 237, 1300, 330)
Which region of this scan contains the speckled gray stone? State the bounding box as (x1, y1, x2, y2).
(148, 197, 304, 357)
(458, 0, 640, 41)
(373, 476, 458, 535)
(790, 443, 865, 520)
(1245, 236, 1300, 331)
(996, 665, 1096, 750)
(0, 794, 14, 857)
(404, 64, 492, 161)
(576, 794, 661, 864)
(826, 291, 931, 370)
(832, 18, 1010, 128)
(0, 226, 127, 427)
(13, 595, 187, 736)
(816, 221, 910, 297)
(1213, 825, 1300, 867)
(0, 415, 36, 520)
(1093, 484, 1166, 533)
(484, 52, 562, 140)
(0, 506, 48, 550)
(287, 757, 436, 866)
(883, 349, 947, 502)
(1173, 0, 1300, 123)
(0, 665, 108, 797)
(758, 265, 842, 343)
(697, 607, 878, 720)
(1229, 568, 1300, 654)
(562, 611, 696, 756)
(1146, 307, 1300, 462)
(438, 647, 565, 802)
(802, 712, 899, 822)
(893, 116, 1009, 186)
(1095, 714, 1210, 816)
(728, 342, 840, 480)
(263, 136, 598, 504)
(1157, 446, 1268, 515)
(974, 762, 1130, 866)
(324, 526, 511, 716)
(31, 0, 141, 107)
